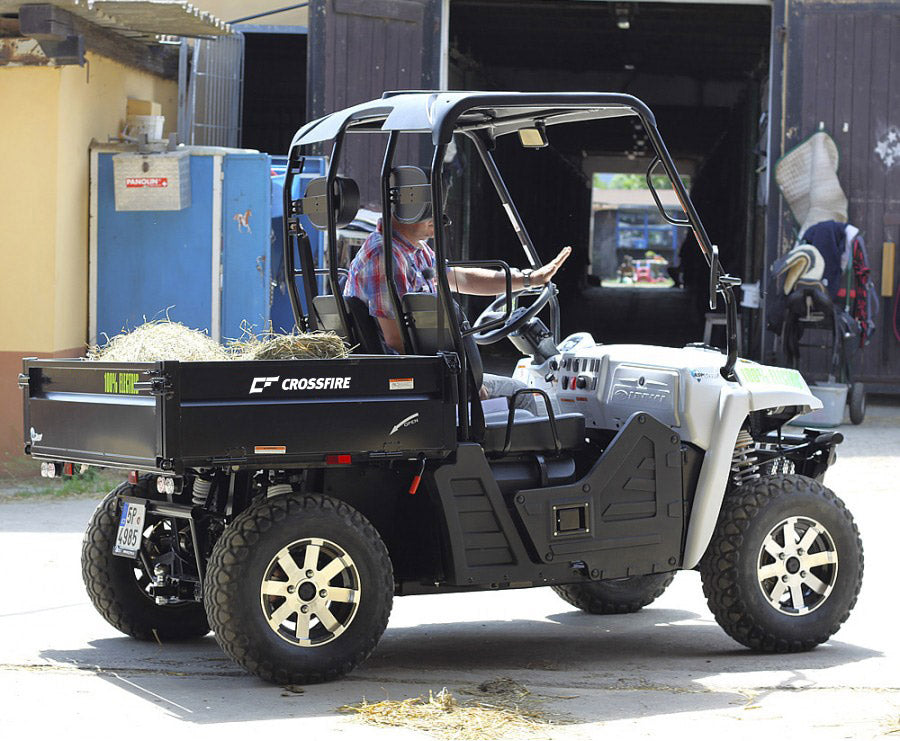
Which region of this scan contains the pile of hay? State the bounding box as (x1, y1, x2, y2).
(340, 683, 553, 740)
(231, 328, 349, 361)
(89, 320, 348, 362)
(470, 677, 532, 701)
(89, 321, 229, 362)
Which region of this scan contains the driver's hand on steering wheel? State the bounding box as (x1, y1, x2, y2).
(530, 246, 572, 286)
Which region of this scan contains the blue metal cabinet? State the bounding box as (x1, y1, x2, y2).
(269, 156, 327, 332)
(91, 146, 272, 345)
(220, 153, 272, 340)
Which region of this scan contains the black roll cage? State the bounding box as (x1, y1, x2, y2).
(282, 92, 741, 441)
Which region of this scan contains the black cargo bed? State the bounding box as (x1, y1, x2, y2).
(22, 355, 457, 473)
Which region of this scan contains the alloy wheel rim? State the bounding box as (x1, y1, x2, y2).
(259, 537, 361, 647)
(756, 516, 838, 616)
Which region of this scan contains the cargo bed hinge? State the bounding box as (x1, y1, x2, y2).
(17, 373, 30, 390)
(134, 373, 174, 398)
(438, 351, 461, 375)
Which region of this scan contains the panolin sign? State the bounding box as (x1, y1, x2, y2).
(113, 151, 190, 211)
(125, 177, 169, 188)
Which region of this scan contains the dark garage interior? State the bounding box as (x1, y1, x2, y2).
(241, 31, 308, 155)
(447, 0, 772, 356)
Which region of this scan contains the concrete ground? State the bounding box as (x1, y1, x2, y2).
(1, 401, 898, 739)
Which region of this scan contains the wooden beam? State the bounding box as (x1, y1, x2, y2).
(72, 10, 178, 78)
(14, 4, 177, 78)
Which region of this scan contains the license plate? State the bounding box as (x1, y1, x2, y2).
(113, 499, 146, 558)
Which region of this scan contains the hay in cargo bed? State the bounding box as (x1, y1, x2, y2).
(89, 320, 349, 362)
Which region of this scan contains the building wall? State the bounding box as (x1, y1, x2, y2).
(775, 0, 900, 387)
(1, 67, 60, 352)
(0, 52, 177, 471)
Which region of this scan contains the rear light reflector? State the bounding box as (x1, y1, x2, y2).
(326, 454, 352, 465)
(156, 476, 176, 496)
(128, 470, 140, 484)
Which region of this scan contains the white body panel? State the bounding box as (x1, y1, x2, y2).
(513, 334, 822, 568)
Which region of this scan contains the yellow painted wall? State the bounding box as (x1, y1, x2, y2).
(199, 1, 309, 28)
(53, 53, 178, 351)
(0, 67, 60, 350)
(0, 52, 178, 354)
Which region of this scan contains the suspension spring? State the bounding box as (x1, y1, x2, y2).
(266, 483, 293, 499)
(731, 429, 762, 488)
(192, 477, 213, 507)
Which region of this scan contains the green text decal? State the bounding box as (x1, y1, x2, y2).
(104, 372, 140, 395)
(735, 364, 805, 389)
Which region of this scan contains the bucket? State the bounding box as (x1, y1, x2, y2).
(123, 114, 165, 141)
(789, 382, 848, 427)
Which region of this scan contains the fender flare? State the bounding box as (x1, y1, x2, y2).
(681, 386, 821, 568)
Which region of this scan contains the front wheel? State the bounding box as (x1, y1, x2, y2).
(700, 474, 863, 652)
(204, 493, 393, 684)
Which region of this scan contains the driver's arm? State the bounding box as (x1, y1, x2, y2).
(447, 246, 572, 295)
(376, 317, 405, 353)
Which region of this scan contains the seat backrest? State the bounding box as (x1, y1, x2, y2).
(312, 295, 344, 336)
(400, 293, 482, 387)
(312, 295, 385, 354)
(345, 295, 384, 353)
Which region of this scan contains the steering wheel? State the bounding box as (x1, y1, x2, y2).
(471, 282, 556, 345)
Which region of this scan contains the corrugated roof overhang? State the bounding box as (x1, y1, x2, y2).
(0, 0, 231, 41)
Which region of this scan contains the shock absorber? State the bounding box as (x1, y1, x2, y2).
(192, 476, 213, 507)
(730, 429, 762, 488)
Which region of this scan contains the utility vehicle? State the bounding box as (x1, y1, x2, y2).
(21, 92, 863, 685)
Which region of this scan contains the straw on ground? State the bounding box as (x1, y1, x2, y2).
(340, 681, 558, 740)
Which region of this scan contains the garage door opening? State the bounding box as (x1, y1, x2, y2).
(590, 172, 690, 288)
(449, 0, 771, 351)
(241, 31, 307, 155)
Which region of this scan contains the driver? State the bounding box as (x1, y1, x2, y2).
(343, 214, 571, 413)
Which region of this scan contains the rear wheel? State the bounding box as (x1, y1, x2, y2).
(204, 493, 393, 684)
(552, 572, 675, 614)
(81, 478, 210, 641)
(700, 474, 862, 652)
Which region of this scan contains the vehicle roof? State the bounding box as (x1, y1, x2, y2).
(291, 91, 654, 148)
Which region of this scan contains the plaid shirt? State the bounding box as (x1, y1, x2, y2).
(343, 223, 438, 320)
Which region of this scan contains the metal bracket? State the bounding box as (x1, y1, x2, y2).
(438, 351, 461, 375)
(156, 457, 176, 471)
(295, 193, 327, 220)
(390, 183, 431, 206)
(134, 374, 173, 397)
(17, 373, 30, 390)
(718, 274, 742, 290)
